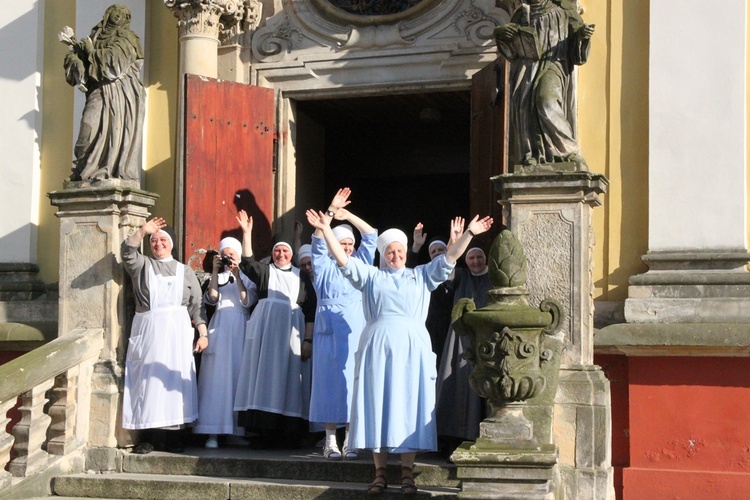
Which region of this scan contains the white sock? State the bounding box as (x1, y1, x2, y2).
(343, 430, 349, 450)
(325, 429, 337, 448)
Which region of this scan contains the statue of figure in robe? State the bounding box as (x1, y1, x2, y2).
(494, 0, 595, 171)
(60, 4, 145, 183)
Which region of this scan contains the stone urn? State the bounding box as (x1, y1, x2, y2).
(452, 230, 564, 450)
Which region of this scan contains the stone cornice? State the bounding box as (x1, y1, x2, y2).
(164, 0, 246, 40)
(595, 322, 750, 357)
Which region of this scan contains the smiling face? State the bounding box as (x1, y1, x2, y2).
(428, 243, 447, 261)
(150, 231, 173, 260)
(339, 238, 355, 256)
(466, 249, 487, 274)
(272, 244, 293, 267)
(384, 241, 407, 270)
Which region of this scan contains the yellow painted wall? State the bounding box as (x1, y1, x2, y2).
(579, 0, 650, 301)
(38, 0, 76, 284)
(143, 3, 179, 225)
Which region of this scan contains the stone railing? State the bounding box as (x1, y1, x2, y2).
(0, 328, 103, 499)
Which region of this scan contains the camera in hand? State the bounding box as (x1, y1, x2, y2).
(219, 255, 235, 283)
(220, 255, 232, 271)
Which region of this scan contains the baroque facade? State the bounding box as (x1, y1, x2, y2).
(1, 0, 750, 498)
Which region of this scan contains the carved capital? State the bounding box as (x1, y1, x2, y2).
(164, 0, 246, 40)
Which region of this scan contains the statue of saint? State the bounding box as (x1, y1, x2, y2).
(494, 0, 595, 171)
(60, 4, 145, 183)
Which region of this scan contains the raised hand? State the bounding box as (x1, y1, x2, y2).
(236, 210, 253, 234)
(466, 215, 494, 236)
(330, 187, 353, 210)
(448, 217, 465, 247)
(142, 217, 166, 235)
(306, 209, 330, 230)
(413, 223, 427, 247)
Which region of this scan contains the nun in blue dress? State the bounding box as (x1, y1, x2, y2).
(307, 206, 493, 495)
(309, 204, 378, 459)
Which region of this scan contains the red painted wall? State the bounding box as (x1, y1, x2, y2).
(623, 356, 750, 499)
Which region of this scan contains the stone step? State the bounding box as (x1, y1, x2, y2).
(116, 446, 458, 488)
(53, 473, 460, 499)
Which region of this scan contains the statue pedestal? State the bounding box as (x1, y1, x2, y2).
(452, 442, 558, 499)
(492, 171, 614, 499)
(48, 185, 158, 452)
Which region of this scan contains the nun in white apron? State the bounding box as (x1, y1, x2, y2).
(233, 210, 317, 449)
(194, 237, 258, 449)
(121, 217, 207, 454)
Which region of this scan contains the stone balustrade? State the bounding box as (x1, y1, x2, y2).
(0, 328, 103, 495)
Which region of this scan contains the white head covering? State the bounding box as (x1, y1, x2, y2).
(272, 241, 293, 254)
(298, 244, 312, 261)
(271, 241, 293, 270)
(377, 228, 408, 270)
(219, 236, 242, 256)
(332, 224, 355, 243)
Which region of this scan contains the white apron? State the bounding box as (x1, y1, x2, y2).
(234, 266, 311, 419)
(123, 262, 198, 429)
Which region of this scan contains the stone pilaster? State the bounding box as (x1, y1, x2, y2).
(627, 2, 750, 324)
(493, 171, 614, 499)
(48, 183, 158, 448)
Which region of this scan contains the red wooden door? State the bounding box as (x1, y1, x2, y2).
(470, 58, 509, 240)
(184, 75, 275, 272)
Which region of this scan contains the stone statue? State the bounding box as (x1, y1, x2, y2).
(494, 0, 595, 172)
(59, 4, 145, 183)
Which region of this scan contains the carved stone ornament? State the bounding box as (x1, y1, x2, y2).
(164, 0, 246, 39)
(251, 0, 509, 62)
(452, 230, 564, 419)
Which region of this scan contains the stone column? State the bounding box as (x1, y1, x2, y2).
(48, 183, 158, 453)
(493, 171, 614, 499)
(164, 0, 246, 250)
(625, 0, 750, 323)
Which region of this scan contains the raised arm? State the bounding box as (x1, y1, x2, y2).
(333, 208, 376, 235)
(445, 215, 494, 265)
(127, 216, 166, 247)
(306, 209, 348, 267)
(236, 210, 254, 258)
(412, 222, 427, 254)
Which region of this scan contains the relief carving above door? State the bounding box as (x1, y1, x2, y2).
(251, 0, 509, 63)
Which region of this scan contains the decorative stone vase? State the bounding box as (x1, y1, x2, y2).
(452, 230, 564, 448)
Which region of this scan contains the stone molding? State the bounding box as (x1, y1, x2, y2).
(595, 322, 750, 357)
(625, 250, 750, 323)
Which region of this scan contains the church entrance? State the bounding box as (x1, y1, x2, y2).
(293, 90, 471, 248)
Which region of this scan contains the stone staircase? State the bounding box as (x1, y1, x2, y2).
(47, 444, 461, 499)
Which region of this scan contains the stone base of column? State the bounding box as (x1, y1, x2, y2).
(0, 263, 47, 301)
(49, 184, 158, 449)
(625, 250, 750, 323)
(554, 366, 614, 500)
(452, 442, 558, 499)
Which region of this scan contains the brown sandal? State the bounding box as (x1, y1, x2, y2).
(401, 466, 418, 495)
(368, 467, 388, 494)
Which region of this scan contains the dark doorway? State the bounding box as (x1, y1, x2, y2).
(295, 91, 471, 258)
